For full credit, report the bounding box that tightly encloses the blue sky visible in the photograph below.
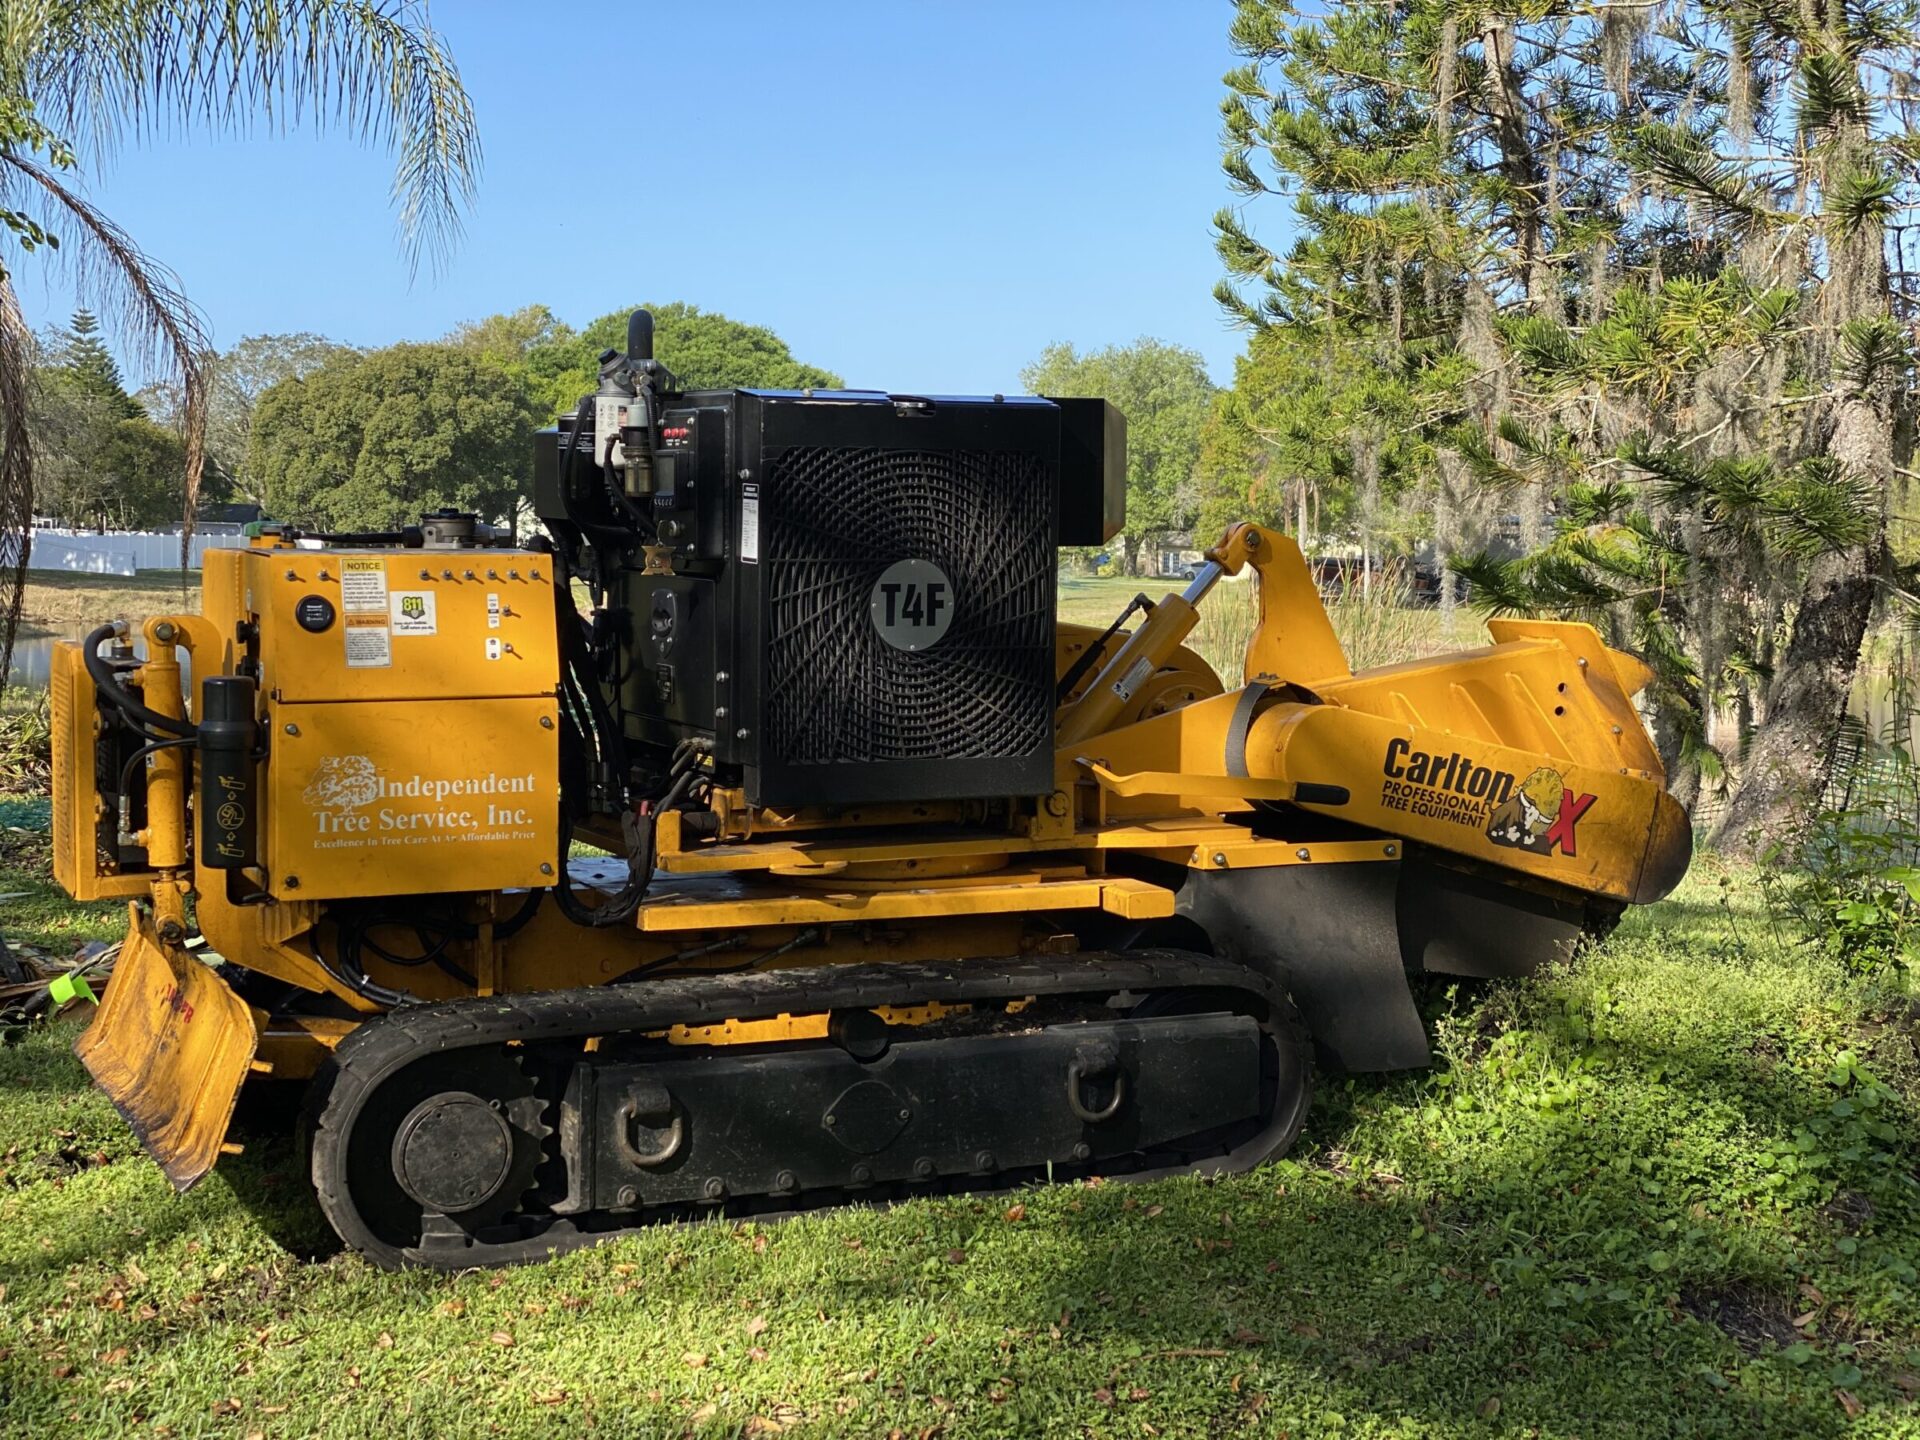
[17,1,1262,396]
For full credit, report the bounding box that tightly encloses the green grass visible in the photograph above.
[15,571,203,639]
[7,845,1920,1434]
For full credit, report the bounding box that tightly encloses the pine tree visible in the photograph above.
[1211,0,1919,855]
[60,309,140,419]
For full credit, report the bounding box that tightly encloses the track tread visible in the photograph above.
[307,950,1309,1269]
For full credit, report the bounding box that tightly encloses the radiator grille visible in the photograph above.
[763,445,1054,769]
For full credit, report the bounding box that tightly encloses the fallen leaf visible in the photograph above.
[1794,1309,1821,1329]
[211,1397,241,1416]
[1233,1329,1266,1346]
[535,1389,567,1405]
[745,1417,785,1434]
[613,1264,636,1277]
[376,1332,394,1350]
[745,1314,768,1337]
[134,1305,158,1322]
[246,1432,265,1440]
[101,1348,129,1365]
[691,1402,717,1422]
[1003,1204,1026,1222]
[1837,1390,1864,1419]
[1093,1388,1114,1406]
[1145,1204,1164,1218]
[490,1331,515,1348]
[1478,1396,1502,1420]
[1893,1373,1920,1394]
[684,1352,709,1368]
[748,1346,768,1362]
[946,1249,966,1264]
[124,1259,147,1287]
[1800,1283,1827,1304]
[1129,1387,1151,1402]
[52,1364,74,1380]
[440,1299,466,1318]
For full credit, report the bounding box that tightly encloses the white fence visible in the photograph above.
[21,526,246,575]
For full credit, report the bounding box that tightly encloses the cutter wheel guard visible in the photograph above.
[49,310,1689,1269]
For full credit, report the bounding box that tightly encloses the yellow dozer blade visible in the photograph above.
[74,906,262,1191]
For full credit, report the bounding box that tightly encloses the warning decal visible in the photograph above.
[341,558,392,667]
[344,617,391,668]
[341,557,388,613]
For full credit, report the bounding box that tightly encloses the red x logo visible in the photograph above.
[1544,789,1597,856]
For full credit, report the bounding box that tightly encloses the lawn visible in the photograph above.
[15,572,203,639]
[3,817,1920,1438]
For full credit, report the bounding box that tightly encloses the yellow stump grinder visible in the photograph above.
[48,311,1690,1268]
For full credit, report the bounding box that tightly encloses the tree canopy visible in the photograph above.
[1209,0,1918,848]
[248,344,538,532]
[1022,339,1215,574]
[519,303,843,421]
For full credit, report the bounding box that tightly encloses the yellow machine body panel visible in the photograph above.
[264,695,560,902]
[217,544,561,703]
[49,642,150,901]
[73,906,261,1192]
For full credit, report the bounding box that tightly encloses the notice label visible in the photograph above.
[740,483,760,564]
[390,591,437,636]
[344,616,392,668]
[486,593,501,629]
[341,557,389,614]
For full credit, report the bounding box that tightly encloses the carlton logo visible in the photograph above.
[1381,739,1596,858]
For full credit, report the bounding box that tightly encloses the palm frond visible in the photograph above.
[0,273,33,688]
[15,0,480,277]
[0,151,208,551]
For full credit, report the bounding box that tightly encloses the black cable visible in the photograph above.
[82,623,196,739]
[640,927,824,983]
[116,735,195,800]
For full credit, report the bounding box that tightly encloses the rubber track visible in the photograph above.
[308,950,1308,1269]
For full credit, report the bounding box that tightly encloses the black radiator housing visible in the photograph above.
[538,389,1117,809]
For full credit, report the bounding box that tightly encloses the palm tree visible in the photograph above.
[0,0,481,686]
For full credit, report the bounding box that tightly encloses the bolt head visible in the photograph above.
[702,1177,726,1200]
[851,1163,873,1185]
[540,715,556,730]
[1384,844,1398,857]
[773,1169,797,1192]
[914,1157,935,1179]
[1296,848,1311,861]
[617,1185,639,1208]
[283,723,300,736]
[284,875,300,890]
[1071,1142,1092,1161]
[539,862,555,876]
[1211,851,1228,866]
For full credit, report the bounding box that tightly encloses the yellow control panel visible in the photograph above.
[202,545,563,901]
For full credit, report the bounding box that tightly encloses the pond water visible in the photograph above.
[9,627,192,689]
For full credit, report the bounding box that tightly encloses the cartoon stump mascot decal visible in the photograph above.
[1486,765,1598,857]
[1487,767,1564,853]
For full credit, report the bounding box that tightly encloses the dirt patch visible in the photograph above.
[1678,1284,1802,1355]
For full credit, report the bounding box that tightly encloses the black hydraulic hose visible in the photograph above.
[117,735,195,800]
[82,623,196,739]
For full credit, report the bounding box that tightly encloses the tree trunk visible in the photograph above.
[1709,545,1874,857]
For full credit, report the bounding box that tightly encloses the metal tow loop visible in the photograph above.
[1066,1040,1127,1123]
[615,1082,686,1168]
